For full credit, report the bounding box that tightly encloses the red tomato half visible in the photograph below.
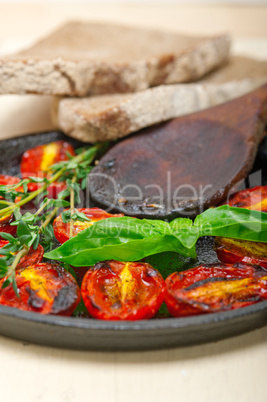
[53,207,124,244]
[20,141,76,198]
[214,237,267,270]
[0,240,44,268]
[223,186,267,212]
[0,174,21,187]
[165,263,267,317]
[81,260,166,320]
[0,174,23,235]
[0,214,16,235]
[0,263,80,315]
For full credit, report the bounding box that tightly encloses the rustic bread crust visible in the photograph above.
[0,21,230,96]
[52,56,267,143]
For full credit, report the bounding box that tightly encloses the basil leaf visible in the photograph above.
[195,205,267,242]
[45,217,197,266]
[44,207,267,267]
[170,217,198,249]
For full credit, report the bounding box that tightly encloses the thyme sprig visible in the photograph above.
[0,143,103,292]
[0,144,101,219]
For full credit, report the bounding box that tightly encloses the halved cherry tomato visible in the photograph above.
[0,263,80,315]
[223,186,267,212]
[0,174,23,235]
[0,240,44,268]
[0,214,16,235]
[165,263,267,317]
[53,207,124,244]
[0,174,21,188]
[215,237,267,270]
[81,260,166,320]
[218,186,267,269]
[20,141,76,198]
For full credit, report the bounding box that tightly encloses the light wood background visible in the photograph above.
[0,4,267,402]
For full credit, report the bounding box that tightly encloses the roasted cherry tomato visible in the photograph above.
[223,186,267,212]
[0,213,16,235]
[218,186,267,269]
[20,141,76,198]
[81,260,166,320]
[0,263,80,315]
[53,207,124,244]
[215,237,267,270]
[0,240,44,268]
[165,263,267,317]
[0,174,21,188]
[0,174,22,234]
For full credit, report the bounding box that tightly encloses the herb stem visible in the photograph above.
[35,200,50,217]
[5,245,29,281]
[0,149,92,218]
[69,174,77,238]
[11,246,29,270]
[0,200,16,207]
[0,167,65,218]
[40,207,59,231]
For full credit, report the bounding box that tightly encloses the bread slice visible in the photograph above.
[0,21,230,96]
[52,56,267,143]
[200,55,267,84]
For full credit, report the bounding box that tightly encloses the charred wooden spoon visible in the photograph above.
[90,83,267,219]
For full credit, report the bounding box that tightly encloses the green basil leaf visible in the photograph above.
[45,217,197,266]
[44,207,267,268]
[195,206,267,242]
[169,217,198,249]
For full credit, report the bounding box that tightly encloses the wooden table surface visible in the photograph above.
[0,4,267,402]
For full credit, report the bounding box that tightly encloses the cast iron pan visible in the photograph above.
[0,131,266,351]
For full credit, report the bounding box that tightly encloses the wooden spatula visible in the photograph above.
[90,83,267,219]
